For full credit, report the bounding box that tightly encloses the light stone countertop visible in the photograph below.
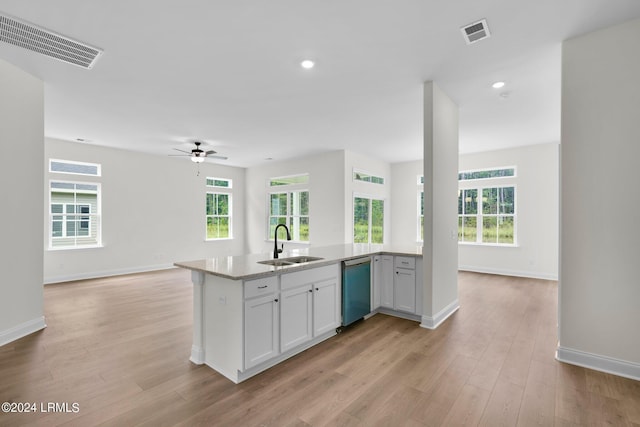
[174,243,423,281]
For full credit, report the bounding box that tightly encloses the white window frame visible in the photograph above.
[267,174,310,243]
[353,193,385,244]
[206,177,232,189]
[205,176,233,241]
[48,180,102,250]
[49,159,101,177]
[458,166,516,181]
[353,168,385,185]
[458,184,517,246]
[206,192,232,240]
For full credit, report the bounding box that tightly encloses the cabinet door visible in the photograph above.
[280,285,313,352]
[379,256,394,308]
[394,268,416,313]
[372,256,381,309]
[244,294,279,369]
[313,277,340,336]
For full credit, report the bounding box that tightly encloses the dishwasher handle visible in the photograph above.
[343,257,371,267]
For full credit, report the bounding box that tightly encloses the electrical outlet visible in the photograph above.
[218,296,226,305]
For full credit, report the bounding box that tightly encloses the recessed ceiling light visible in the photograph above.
[301,60,315,69]
[492,81,505,89]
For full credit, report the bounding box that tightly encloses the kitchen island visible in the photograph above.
[175,244,423,383]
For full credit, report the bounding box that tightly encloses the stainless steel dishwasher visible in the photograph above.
[341,257,371,327]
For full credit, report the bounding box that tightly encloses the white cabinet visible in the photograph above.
[373,255,421,315]
[281,264,341,349]
[243,265,340,377]
[394,256,416,313]
[394,267,416,313]
[244,292,279,369]
[280,284,313,352]
[312,276,340,336]
[374,255,394,309]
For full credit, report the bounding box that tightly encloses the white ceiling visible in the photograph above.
[1,1,640,168]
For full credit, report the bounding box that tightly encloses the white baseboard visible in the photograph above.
[44,263,176,284]
[0,316,46,347]
[420,299,459,330]
[556,346,640,381]
[375,307,422,322]
[190,345,205,365]
[458,265,558,281]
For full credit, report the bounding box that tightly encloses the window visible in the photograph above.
[458,167,515,181]
[206,193,231,239]
[481,187,515,244]
[353,169,384,184]
[268,174,309,242]
[50,159,101,176]
[354,196,384,244]
[49,181,101,248]
[458,167,517,245]
[206,177,232,239]
[206,177,232,188]
[269,175,308,186]
[458,189,478,243]
[458,186,516,245]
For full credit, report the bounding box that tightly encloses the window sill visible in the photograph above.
[205,237,234,242]
[458,242,519,248]
[47,244,104,251]
[266,239,310,245]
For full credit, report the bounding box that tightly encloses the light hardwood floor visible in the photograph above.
[1,269,639,426]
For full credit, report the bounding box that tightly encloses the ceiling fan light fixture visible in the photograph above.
[191,155,205,163]
[301,60,314,69]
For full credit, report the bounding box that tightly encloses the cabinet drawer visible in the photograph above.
[281,264,340,291]
[244,276,278,299]
[394,256,415,270]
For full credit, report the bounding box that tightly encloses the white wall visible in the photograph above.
[390,160,423,245]
[0,59,45,346]
[558,18,640,379]
[458,143,559,280]
[44,138,246,283]
[421,81,459,329]
[245,150,346,254]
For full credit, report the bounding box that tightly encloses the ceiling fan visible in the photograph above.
[170,141,228,163]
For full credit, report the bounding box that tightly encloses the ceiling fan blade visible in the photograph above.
[206,154,228,160]
[168,154,190,157]
[173,148,192,154]
[205,150,216,155]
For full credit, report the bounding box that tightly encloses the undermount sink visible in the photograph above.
[258,256,324,266]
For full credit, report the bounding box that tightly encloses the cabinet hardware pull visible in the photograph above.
[274,298,279,303]
[258,285,267,289]
[316,288,319,291]
[309,289,313,293]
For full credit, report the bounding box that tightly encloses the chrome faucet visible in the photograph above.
[273,224,292,259]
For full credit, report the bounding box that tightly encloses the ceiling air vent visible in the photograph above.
[0,13,102,69]
[461,19,491,45]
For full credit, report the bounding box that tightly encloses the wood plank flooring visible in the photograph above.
[1,269,639,426]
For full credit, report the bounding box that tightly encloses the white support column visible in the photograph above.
[190,270,205,364]
[420,81,460,330]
